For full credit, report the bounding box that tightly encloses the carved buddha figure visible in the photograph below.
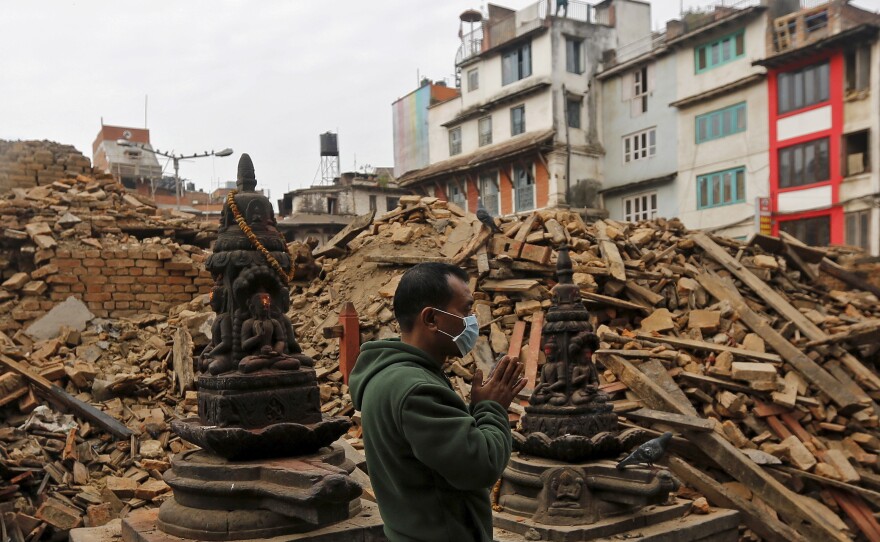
[239,293,301,373]
[532,336,568,406]
[200,286,234,375]
[549,469,584,510]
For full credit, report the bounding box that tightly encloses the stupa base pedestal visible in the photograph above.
[493,502,739,542]
[122,501,386,542]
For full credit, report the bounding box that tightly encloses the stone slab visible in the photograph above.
[494,506,739,542]
[121,502,386,542]
[25,295,94,341]
[70,518,123,542]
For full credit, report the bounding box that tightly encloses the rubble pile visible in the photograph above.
[0,311,201,539]
[281,196,880,541]
[0,173,216,330]
[1,190,880,540]
[0,140,93,192]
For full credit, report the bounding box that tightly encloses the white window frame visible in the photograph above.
[623,128,656,163]
[512,163,536,212]
[565,37,585,74]
[479,171,500,217]
[478,116,493,147]
[467,68,479,92]
[622,192,658,222]
[448,127,462,156]
[633,66,648,115]
[510,105,526,136]
[447,180,468,212]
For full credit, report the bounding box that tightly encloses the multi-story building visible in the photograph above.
[395,0,652,216]
[276,170,408,244]
[670,3,773,239]
[92,124,162,190]
[597,27,677,224]
[756,0,879,252]
[392,81,461,179]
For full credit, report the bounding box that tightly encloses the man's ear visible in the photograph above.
[420,306,438,331]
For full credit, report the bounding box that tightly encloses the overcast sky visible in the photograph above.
[1,0,878,204]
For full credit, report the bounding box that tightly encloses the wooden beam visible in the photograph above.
[581,291,651,314]
[0,354,133,440]
[692,233,825,339]
[479,279,539,293]
[313,210,376,258]
[597,352,850,542]
[621,408,716,432]
[820,257,880,298]
[338,302,360,386]
[365,255,452,265]
[506,321,527,360]
[513,212,539,243]
[667,457,807,542]
[695,272,867,415]
[452,227,492,266]
[805,320,880,347]
[595,221,627,282]
[694,232,880,393]
[627,332,783,363]
[523,312,544,396]
[677,371,763,396]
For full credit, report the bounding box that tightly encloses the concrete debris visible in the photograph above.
[24,296,95,341]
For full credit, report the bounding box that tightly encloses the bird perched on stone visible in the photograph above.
[476,198,501,233]
[616,432,672,470]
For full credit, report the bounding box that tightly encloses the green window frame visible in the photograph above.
[697,167,746,209]
[696,102,747,143]
[695,30,745,73]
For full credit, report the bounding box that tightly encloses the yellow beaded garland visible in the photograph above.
[227,190,295,283]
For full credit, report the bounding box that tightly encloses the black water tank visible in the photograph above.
[320,132,338,157]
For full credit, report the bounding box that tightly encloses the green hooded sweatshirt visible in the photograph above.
[349,339,511,542]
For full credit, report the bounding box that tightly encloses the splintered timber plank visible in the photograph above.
[631,332,782,363]
[506,321,527,361]
[595,222,627,282]
[668,457,806,542]
[693,232,880,392]
[621,408,715,433]
[523,312,543,395]
[597,352,849,542]
[695,272,866,415]
[692,233,826,339]
[0,354,133,440]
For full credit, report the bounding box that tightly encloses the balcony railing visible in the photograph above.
[456,0,603,66]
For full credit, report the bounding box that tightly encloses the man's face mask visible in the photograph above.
[432,308,479,357]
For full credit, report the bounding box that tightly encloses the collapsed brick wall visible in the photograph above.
[3,238,213,327]
[49,243,214,319]
[0,139,93,192]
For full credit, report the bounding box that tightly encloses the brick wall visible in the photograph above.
[0,140,93,193]
[46,244,213,319]
[3,239,213,329]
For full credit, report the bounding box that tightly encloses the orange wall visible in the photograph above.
[499,166,513,215]
[466,174,479,212]
[535,158,549,209]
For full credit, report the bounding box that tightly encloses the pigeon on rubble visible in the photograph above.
[616,431,673,470]
[476,198,501,233]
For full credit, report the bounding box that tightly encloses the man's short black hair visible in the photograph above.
[394,262,469,332]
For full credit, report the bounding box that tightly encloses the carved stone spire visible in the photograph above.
[237,153,257,192]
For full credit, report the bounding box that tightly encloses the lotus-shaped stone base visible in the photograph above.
[512,427,648,462]
[172,416,351,461]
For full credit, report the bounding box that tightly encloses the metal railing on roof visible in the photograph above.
[455,0,603,65]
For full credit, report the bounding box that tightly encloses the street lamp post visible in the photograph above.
[117,140,233,211]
